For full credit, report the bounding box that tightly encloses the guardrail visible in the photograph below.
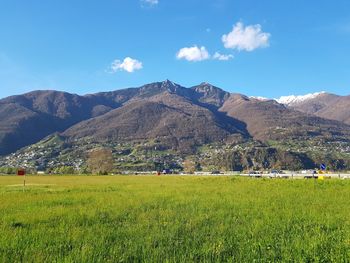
[238,173,350,179]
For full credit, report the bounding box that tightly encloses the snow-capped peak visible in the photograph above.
[249,96,269,101]
[275,91,326,106]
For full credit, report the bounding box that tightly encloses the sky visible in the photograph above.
[1,0,350,99]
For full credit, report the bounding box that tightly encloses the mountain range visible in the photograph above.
[1,80,350,171]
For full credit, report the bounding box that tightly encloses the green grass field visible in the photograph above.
[0,176,349,262]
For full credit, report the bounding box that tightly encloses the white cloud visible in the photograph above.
[176,45,210,62]
[222,22,271,51]
[213,52,234,61]
[142,0,158,6]
[110,57,143,73]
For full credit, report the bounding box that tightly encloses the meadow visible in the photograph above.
[0,175,349,262]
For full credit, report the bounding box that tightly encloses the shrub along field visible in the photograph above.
[0,175,349,262]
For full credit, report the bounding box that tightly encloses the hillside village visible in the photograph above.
[2,132,350,174]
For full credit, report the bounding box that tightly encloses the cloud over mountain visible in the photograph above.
[222,22,271,51]
[141,0,158,6]
[176,46,210,62]
[110,57,143,73]
[213,52,234,61]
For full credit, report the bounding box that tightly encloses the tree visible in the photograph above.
[87,148,114,175]
[52,166,75,174]
[0,167,16,174]
[154,162,164,173]
[183,158,196,174]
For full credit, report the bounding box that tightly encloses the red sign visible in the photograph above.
[17,169,26,176]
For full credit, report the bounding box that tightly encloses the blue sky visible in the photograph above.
[1,0,350,99]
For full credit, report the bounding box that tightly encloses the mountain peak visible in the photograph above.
[161,79,178,87]
[190,82,230,107]
[159,79,184,92]
[199,82,212,86]
[193,82,225,93]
